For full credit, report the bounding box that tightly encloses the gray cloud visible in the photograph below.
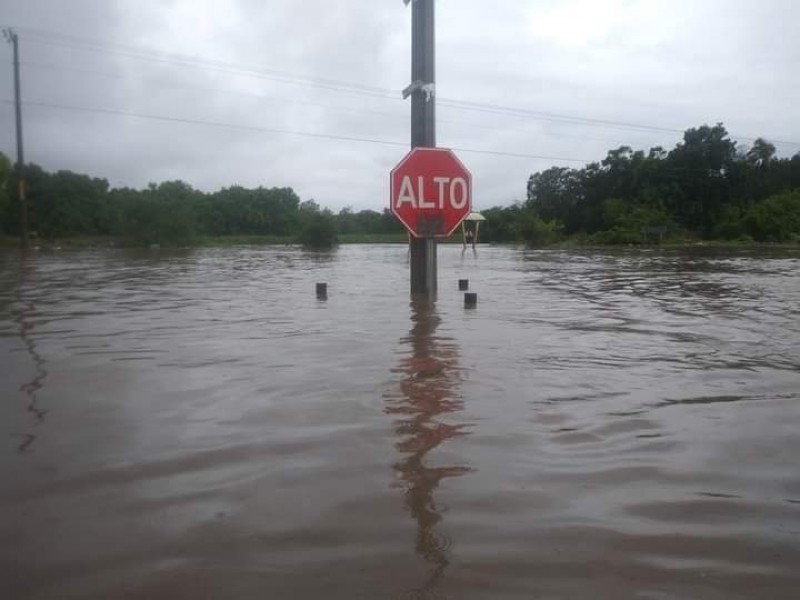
[2,0,799,212]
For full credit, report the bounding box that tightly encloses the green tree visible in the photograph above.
[667,123,737,235]
[33,169,110,237]
[746,138,777,166]
[479,204,527,242]
[526,166,583,232]
[109,181,200,245]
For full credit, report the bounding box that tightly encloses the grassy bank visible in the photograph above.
[194,235,294,246]
[197,233,409,245]
[338,233,408,244]
[0,232,411,248]
[2,233,796,250]
[546,234,800,250]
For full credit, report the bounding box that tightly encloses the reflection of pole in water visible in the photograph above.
[14,257,47,452]
[385,299,471,595]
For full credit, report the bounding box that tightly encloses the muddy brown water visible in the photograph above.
[1,244,799,599]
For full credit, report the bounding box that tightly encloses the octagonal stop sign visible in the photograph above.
[390,147,472,238]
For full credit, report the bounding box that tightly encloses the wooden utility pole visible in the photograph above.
[405,0,437,297]
[3,28,27,249]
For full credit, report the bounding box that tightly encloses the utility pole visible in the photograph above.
[404,0,437,297]
[4,28,27,249]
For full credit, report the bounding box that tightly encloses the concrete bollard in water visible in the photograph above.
[316,282,328,299]
[458,279,469,291]
[464,292,477,309]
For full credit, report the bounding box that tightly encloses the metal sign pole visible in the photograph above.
[406,0,436,298]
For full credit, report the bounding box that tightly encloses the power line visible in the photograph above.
[1,98,593,163]
[20,29,670,132]
[17,59,410,121]
[12,59,670,147]
[19,29,400,100]
[0,99,785,177]
[439,98,683,135]
[13,26,797,146]
[437,99,800,148]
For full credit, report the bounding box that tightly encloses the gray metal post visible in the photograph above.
[4,29,27,248]
[407,0,436,297]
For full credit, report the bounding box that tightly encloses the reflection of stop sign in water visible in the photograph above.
[390,147,472,237]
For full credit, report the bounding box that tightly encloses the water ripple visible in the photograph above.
[1,245,799,599]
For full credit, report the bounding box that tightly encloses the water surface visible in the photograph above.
[2,244,799,599]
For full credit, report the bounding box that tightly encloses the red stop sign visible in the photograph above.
[390,147,472,238]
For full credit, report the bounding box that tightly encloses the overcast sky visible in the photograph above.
[1,0,799,211]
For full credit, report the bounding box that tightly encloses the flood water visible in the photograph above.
[1,244,799,599]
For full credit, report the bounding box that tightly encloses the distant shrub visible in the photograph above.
[744,189,800,242]
[589,227,640,245]
[297,213,338,249]
[714,206,747,240]
[520,215,563,247]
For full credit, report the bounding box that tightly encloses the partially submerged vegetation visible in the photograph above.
[1,123,798,249]
[481,124,800,247]
[0,152,404,248]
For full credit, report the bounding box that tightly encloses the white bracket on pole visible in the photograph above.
[402,80,435,102]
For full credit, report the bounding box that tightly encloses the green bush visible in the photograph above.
[297,213,338,249]
[744,189,800,242]
[589,227,641,245]
[714,205,746,240]
[520,215,563,247]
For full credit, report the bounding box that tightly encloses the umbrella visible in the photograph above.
[461,211,486,246]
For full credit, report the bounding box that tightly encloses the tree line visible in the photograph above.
[0,155,401,247]
[480,123,800,245]
[1,122,799,247]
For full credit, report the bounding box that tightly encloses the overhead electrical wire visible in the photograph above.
[2,99,766,177]
[17,59,410,121]
[12,26,797,148]
[18,28,400,100]
[0,98,594,163]
[15,30,685,133]
[3,25,798,175]
[12,59,670,147]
